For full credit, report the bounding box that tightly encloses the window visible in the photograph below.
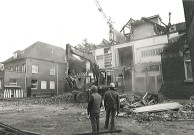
[22,64,26,72]
[16,65,19,71]
[50,81,55,89]
[9,79,17,86]
[184,50,193,80]
[13,53,17,58]
[32,64,38,73]
[104,47,111,54]
[31,80,38,89]
[41,81,47,89]
[96,55,104,69]
[50,67,55,75]
[141,48,163,57]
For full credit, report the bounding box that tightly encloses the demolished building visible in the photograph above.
[93,15,184,95]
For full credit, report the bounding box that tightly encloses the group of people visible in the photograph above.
[87,83,120,133]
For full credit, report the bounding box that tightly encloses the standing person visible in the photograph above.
[87,85,102,133]
[104,83,120,130]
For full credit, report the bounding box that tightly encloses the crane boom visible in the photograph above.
[93,0,112,27]
[93,0,114,43]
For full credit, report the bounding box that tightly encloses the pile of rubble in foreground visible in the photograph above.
[119,93,194,122]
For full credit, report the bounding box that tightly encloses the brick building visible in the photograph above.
[2,41,67,97]
[161,34,194,98]
[183,0,194,82]
[0,69,3,97]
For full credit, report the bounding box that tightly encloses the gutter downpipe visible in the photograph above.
[25,58,28,97]
[57,63,59,96]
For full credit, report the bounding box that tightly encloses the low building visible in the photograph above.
[2,41,67,97]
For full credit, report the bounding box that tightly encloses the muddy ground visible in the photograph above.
[0,98,194,135]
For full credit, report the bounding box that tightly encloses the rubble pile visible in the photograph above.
[119,93,194,122]
[133,107,194,122]
[120,92,158,109]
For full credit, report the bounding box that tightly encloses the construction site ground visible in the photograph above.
[0,98,194,135]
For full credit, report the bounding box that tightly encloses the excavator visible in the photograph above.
[66,44,112,102]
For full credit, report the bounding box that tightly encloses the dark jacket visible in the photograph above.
[87,93,102,114]
[104,89,120,112]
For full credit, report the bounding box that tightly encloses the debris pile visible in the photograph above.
[120,92,158,109]
[119,93,194,122]
[133,104,194,122]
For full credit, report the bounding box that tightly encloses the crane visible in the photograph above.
[93,0,114,43]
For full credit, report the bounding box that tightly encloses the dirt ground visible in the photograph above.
[0,98,194,135]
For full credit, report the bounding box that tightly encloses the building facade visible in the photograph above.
[93,15,184,95]
[161,34,194,99]
[2,41,67,97]
[0,69,3,97]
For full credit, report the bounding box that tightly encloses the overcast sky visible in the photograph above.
[0,0,185,62]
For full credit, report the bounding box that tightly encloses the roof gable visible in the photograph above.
[3,41,66,63]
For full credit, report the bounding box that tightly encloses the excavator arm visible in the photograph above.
[66,44,100,85]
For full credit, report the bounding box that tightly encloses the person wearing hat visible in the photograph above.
[104,83,120,130]
[87,85,102,133]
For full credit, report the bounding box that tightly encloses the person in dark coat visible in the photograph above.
[104,83,120,130]
[87,85,102,133]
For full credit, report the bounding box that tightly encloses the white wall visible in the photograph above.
[133,35,168,64]
[95,48,104,56]
[94,48,104,68]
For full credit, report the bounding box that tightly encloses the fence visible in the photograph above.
[3,86,24,98]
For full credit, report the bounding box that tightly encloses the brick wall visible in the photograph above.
[26,58,66,96]
[161,56,194,99]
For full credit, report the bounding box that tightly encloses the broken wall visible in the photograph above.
[133,23,156,40]
[134,63,162,94]
[114,45,133,93]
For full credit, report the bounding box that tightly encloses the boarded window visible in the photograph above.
[32,64,38,73]
[41,81,47,89]
[184,50,193,80]
[50,67,55,75]
[31,80,38,89]
[104,53,112,68]
[50,81,55,89]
